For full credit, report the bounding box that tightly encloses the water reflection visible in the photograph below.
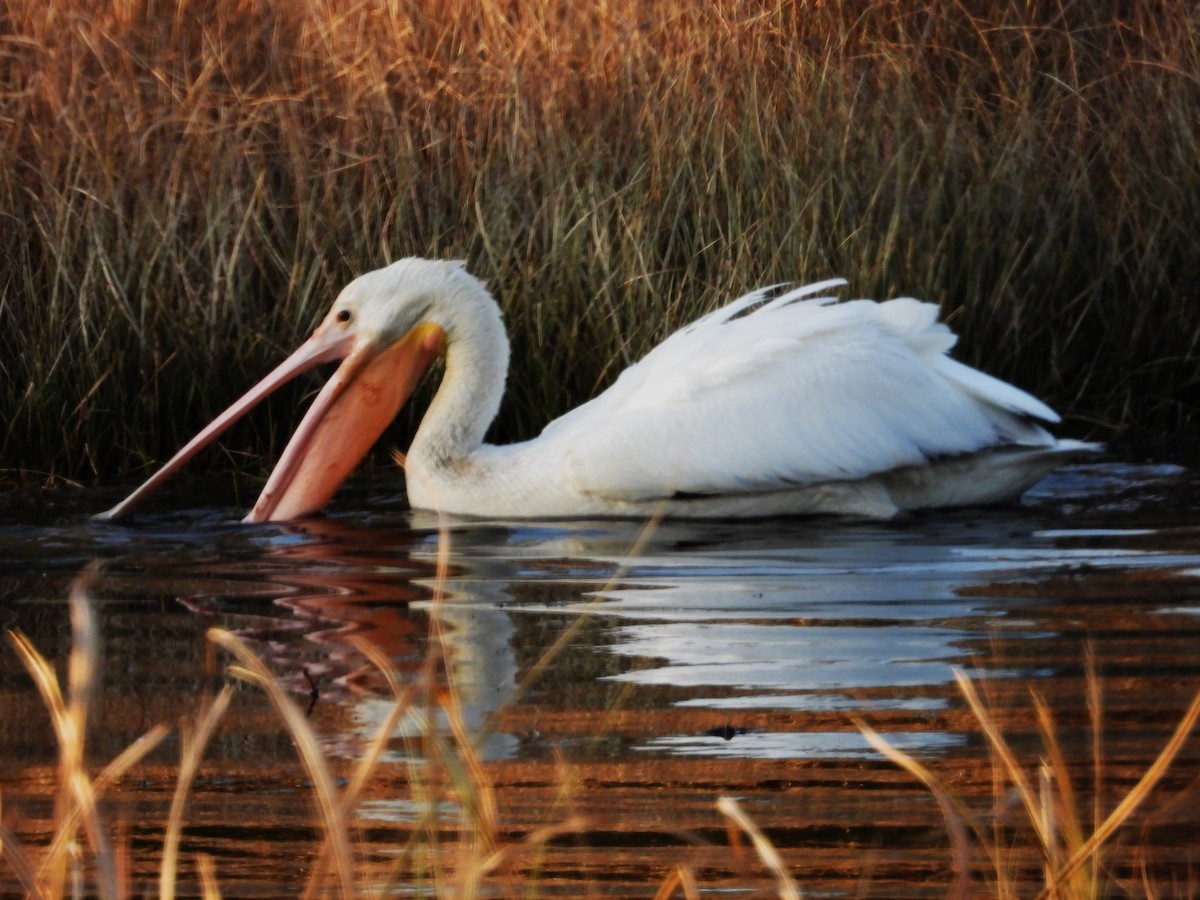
[642,728,966,759]
[4,463,1200,894]
[85,464,1196,764]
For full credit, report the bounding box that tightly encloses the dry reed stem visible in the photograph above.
[716,796,801,900]
[866,664,1200,900]
[856,721,973,899]
[341,636,420,812]
[1087,651,1103,891]
[364,511,620,896]
[505,507,665,711]
[26,723,171,900]
[6,569,170,900]
[652,865,700,900]
[358,515,506,895]
[422,518,505,893]
[1032,689,1094,899]
[474,816,589,883]
[1040,762,1059,896]
[300,636,419,893]
[159,684,234,900]
[1034,692,1084,853]
[440,675,501,896]
[1041,686,1200,897]
[417,516,458,891]
[6,630,75,897]
[208,628,357,900]
[953,667,1052,850]
[0,821,47,900]
[197,853,221,900]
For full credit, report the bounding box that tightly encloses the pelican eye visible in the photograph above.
[335,308,352,324]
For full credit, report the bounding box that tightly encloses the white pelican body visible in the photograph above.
[99,258,1098,523]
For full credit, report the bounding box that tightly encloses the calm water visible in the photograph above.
[3,461,1200,896]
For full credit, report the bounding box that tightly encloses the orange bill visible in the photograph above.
[246,323,444,522]
[96,320,444,522]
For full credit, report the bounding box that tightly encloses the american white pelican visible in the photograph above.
[98,258,1098,522]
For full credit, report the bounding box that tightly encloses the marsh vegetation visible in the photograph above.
[2,1,1197,482]
[6,542,1200,898]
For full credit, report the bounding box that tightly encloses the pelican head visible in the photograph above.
[330,258,474,345]
[96,258,493,523]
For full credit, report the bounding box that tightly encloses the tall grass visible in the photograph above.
[860,661,1200,899]
[1,0,1197,481]
[2,564,811,898]
[7,570,1200,896]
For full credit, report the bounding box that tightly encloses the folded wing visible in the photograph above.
[543,282,1058,502]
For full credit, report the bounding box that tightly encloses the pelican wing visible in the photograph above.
[543,281,1057,502]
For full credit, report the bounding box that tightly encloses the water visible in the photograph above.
[3,462,1200,896]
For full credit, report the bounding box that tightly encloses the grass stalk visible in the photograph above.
[0,821,47,900]
[6,566,1198,896]
[865,663,1200,899]
[300,637,419,896]
[207,629,358,900]
[858,720,974,898]
[717,795,802,900]
[652,866,700,900]
[159,685,234,900]
[5,570,170,899]
[954,667,1053,850]
[196,853,221,900]
[4,1,1199,485]
[1043,686,1200,896]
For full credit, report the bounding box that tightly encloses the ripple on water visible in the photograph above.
[2,462,1200,895]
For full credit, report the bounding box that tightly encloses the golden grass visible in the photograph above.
[158,683,231,900]
[2,567,585,898]
[1,0,1198,482]
[1,588,798,899]
[4,567,169,899]
[716,796,802,900]
[3,567,1198,897]
[859,658,1200,899]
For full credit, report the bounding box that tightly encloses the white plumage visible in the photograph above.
[98,258,1098,523]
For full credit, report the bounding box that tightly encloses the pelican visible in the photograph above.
[97,258,1098,522]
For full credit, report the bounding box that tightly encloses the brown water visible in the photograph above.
[2,462,1200,897]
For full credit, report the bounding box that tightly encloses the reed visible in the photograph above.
[0,523,817,899]
[3,568,169,899]
[5,570,1199,896]
[0,0,1196,482]
[2,570,589,898]
[859,659,1200,899]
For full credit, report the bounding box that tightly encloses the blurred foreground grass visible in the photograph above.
[4,568,1198,897]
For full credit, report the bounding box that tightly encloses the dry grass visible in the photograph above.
[5,559,1200,898]
[0,569,585,898]
[2,545,813,898]
[0,484,815,900]
[859,656,1200,899]
[1,0,1197,482]
[2,568,170,899]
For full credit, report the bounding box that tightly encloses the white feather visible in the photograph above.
[298,260,1101,518]
[544,284,1060,502]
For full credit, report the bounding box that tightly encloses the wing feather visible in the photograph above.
[542,282,1057,502]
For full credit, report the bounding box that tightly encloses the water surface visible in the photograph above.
[2,463,1199,896]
